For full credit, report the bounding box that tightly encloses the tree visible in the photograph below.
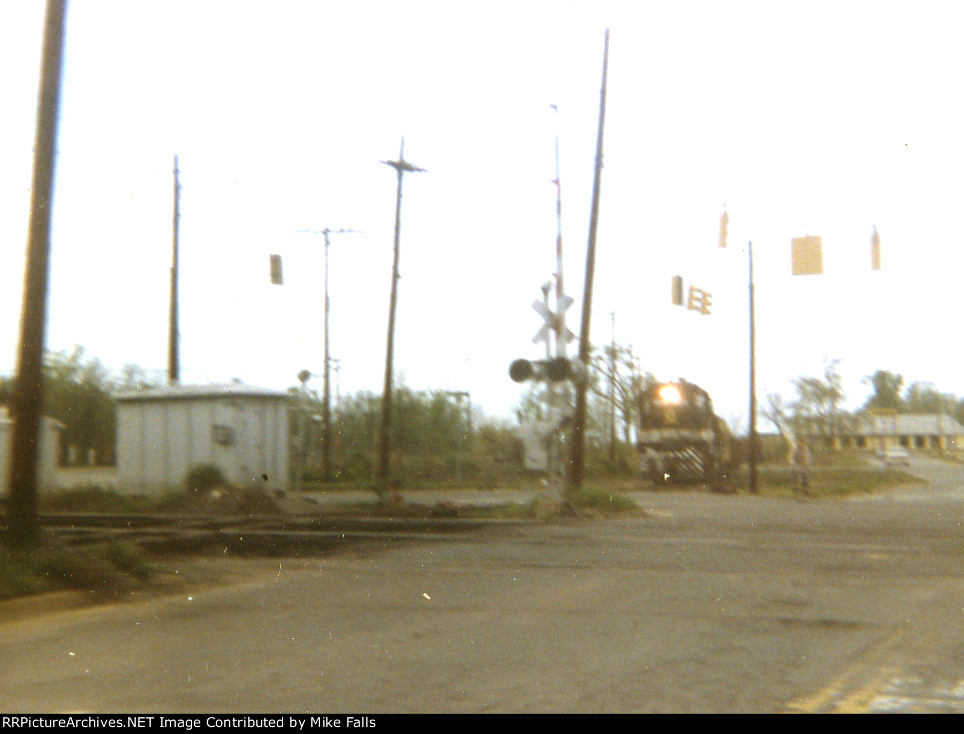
[903,381,956,415]
[1,346,118,465]
[862,370,904,412]
[791,358,845,450]
[589,342,656,450]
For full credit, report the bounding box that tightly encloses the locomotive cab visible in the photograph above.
[637,379,731,486]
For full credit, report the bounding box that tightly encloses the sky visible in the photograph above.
[3,0,964,428]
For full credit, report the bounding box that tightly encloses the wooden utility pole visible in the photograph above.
[568,29,610,494]
[609,311,617,463]
[168,156,180,385]
[377,138,424,498]
[6,0,69,547]
[748,241,759,494]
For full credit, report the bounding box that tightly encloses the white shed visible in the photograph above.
[0,408,63,495]
[115,383,290,494]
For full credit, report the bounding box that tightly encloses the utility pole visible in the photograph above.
[168,155,180,385]
[569,29,610,494]
[296,228,359,483]
[609,311,617,464]
[748,241,759,494]
[377,138,425,499]
[6,0,69,548]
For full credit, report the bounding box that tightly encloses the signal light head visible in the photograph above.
[509,357,584,383]
[509,359,535,383]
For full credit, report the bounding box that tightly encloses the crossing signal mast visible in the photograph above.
[508,281,583,494]
[507,104,583,504]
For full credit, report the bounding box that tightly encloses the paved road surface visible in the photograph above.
[3,455,963,713]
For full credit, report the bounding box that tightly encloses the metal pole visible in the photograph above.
[295,227,358,482]
[568,29,609,496]
[168,155,180,385]
[377,138,425,498]
[322,230,331,483]
[7,0,69,547]
[748,241,759,494]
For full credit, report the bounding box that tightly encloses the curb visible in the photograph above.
[0,589,93,624]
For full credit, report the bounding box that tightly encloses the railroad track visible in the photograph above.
[0,513,521,554]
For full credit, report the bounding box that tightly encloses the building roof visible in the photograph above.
[115,383,290,403]
[0,406,66,428]
[853,413,964,436]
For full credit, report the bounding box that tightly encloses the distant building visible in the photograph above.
[0,408,63,495]
[834,413,964,453]
[115,383,290,494]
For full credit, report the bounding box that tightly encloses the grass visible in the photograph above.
[0,456,924,602]
[0,538,158,601]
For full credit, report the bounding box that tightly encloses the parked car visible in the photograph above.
[880,447,911,466]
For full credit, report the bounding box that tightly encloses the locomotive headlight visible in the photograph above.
[658,384,682,405]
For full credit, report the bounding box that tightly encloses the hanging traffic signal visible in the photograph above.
[686,285,712,315]
[791,236,823,275]
[672,275,684,305]
[718,210,729,248]
[871,226,881,270]
[269,254,284,285]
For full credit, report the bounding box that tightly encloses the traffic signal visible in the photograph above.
[269,254,284,285]
[871,226,881,270]
[686,285,712,315]
[671,275,684,305]
[791,236,823,275]
[509,357,583,383]
[718,211,729,248]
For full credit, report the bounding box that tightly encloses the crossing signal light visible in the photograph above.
[509,357,583,383]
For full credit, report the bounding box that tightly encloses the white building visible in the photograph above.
[115,383,290,494]
[0,408,63,495]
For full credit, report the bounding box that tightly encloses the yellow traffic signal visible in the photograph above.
[791,236,823,275]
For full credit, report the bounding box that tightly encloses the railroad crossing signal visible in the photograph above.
[509,357,583,383]
[531,294,576,347]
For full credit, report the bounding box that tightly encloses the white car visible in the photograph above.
[880,447,911,466]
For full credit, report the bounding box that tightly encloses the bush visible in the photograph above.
[0,539,156,600]
[184,464,228,494]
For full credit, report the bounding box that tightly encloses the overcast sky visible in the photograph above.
[3,0,964,426]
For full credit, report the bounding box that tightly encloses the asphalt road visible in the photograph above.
[3,457,964,713]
